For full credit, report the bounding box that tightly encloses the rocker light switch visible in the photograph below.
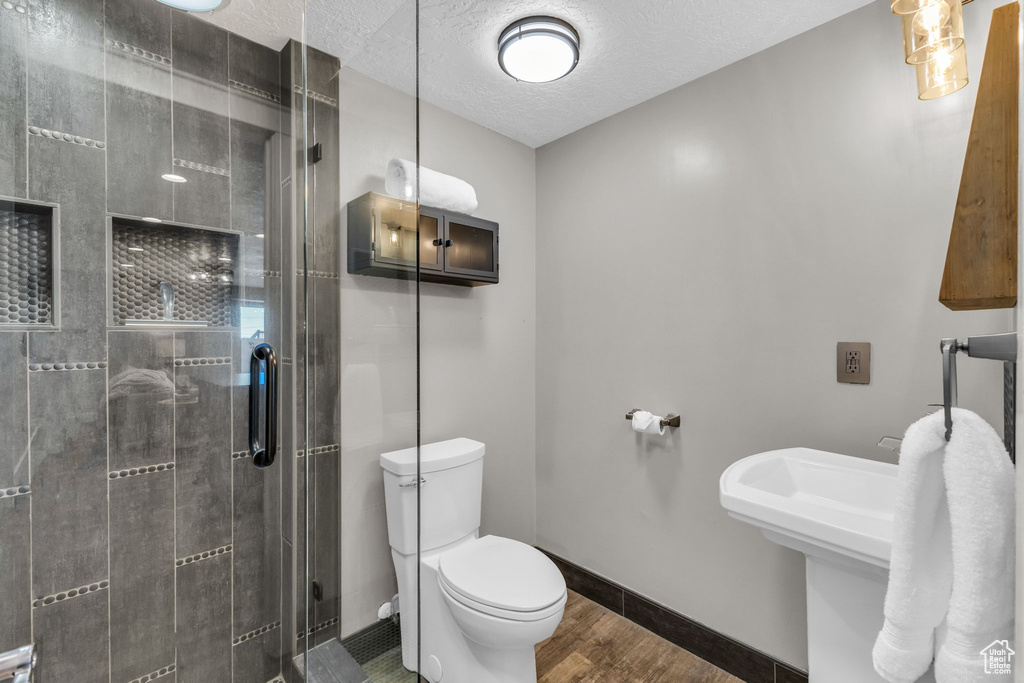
[837,342,870,384]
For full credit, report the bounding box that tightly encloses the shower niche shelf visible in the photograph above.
[0,198,59,329]
[109,216,240,328]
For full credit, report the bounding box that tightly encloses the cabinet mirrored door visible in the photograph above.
[374,197,443,272]
[444,216,498,281]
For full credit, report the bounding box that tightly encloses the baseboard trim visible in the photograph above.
[537,548,808,683]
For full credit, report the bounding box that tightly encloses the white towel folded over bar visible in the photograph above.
[873,408,1015,683]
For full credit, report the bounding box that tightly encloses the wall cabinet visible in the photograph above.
[347,192,498,286]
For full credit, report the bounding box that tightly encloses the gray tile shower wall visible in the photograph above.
[0,4,27,199]
[0,1,322,681]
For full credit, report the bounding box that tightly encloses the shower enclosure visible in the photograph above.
[0,0,423,681]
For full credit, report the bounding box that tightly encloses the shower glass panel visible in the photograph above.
[0,0,311,681]
[298,0,422,679]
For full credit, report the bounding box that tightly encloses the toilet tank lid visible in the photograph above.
[380,437,485,476]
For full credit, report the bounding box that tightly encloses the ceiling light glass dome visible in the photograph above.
[498,16,580,83]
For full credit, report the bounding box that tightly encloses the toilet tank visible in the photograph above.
[381,438,485,555]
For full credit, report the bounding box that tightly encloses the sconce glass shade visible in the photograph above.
[891,0,942,14]
[915,43,969,99]
[901,0,964,65]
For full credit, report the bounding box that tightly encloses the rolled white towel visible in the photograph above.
[384,158,478,215]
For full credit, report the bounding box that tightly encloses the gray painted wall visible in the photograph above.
[535,0,1012,669]
[338,68,538,637]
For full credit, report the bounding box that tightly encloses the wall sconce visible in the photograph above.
[892,0,969,99]
[387,224,402,248]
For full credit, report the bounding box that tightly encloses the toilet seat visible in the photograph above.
[438,535,567,622]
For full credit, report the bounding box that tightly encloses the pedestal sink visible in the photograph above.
[720,448,933,683]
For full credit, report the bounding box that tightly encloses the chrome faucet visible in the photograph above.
[159,281,175,321]
[877,436,902,456]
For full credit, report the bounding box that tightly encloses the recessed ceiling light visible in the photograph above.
[255,234,265,239]
[498,16,580,83]
[128,247,145,252]
[161,173,187,183]
[218,257,232,262]
[153,0,222,11]
[142,216,162,223]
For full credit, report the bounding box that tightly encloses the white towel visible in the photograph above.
[384,158,478,215]
[935,409,1015,681]
[873,408,1015,683]
[873,410,951,683]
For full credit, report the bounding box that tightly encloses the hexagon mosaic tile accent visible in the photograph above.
[0,206,54,326]
[111,220,240,327]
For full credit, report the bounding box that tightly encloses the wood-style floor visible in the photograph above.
[536,591,742,683]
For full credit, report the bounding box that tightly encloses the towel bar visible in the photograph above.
[940,332,1016,462]
[625,409,680,428]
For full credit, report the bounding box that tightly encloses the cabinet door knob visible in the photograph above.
[432,239,443,246]
[445,239,453,247]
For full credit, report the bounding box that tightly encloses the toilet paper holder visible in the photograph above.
[625,409,680,428]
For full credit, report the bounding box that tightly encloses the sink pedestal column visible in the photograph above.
[804,554,935,683]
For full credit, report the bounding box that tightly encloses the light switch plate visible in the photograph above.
[837,342,870,384]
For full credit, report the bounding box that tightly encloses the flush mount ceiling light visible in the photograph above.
[498,16,580,83]
[161,173,187,183]
[153,0,222,11]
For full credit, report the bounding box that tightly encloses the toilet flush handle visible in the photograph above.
[399,477,427,488]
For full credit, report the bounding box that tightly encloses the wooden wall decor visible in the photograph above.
[939,1,1019,311]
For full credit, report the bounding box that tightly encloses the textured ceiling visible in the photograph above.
[202,0,876,148]
[198,0,303,50]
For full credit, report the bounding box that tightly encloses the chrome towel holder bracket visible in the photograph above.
[940,331,1016,462]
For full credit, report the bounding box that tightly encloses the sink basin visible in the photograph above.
[721,448,916,683]
[720,447,896,569]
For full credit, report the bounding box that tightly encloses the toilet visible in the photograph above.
[381,438,567,683]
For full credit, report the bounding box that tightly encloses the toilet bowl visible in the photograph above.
[440,535,567,649]
[382,438,566,683]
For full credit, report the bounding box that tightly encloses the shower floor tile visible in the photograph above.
[362,647,416,683]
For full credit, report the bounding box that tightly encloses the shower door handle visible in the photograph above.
[0,644,34,683]
[249,343,278,468]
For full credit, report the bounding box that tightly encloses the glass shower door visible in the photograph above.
[0,1,307,681]
[295,0,423,680]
